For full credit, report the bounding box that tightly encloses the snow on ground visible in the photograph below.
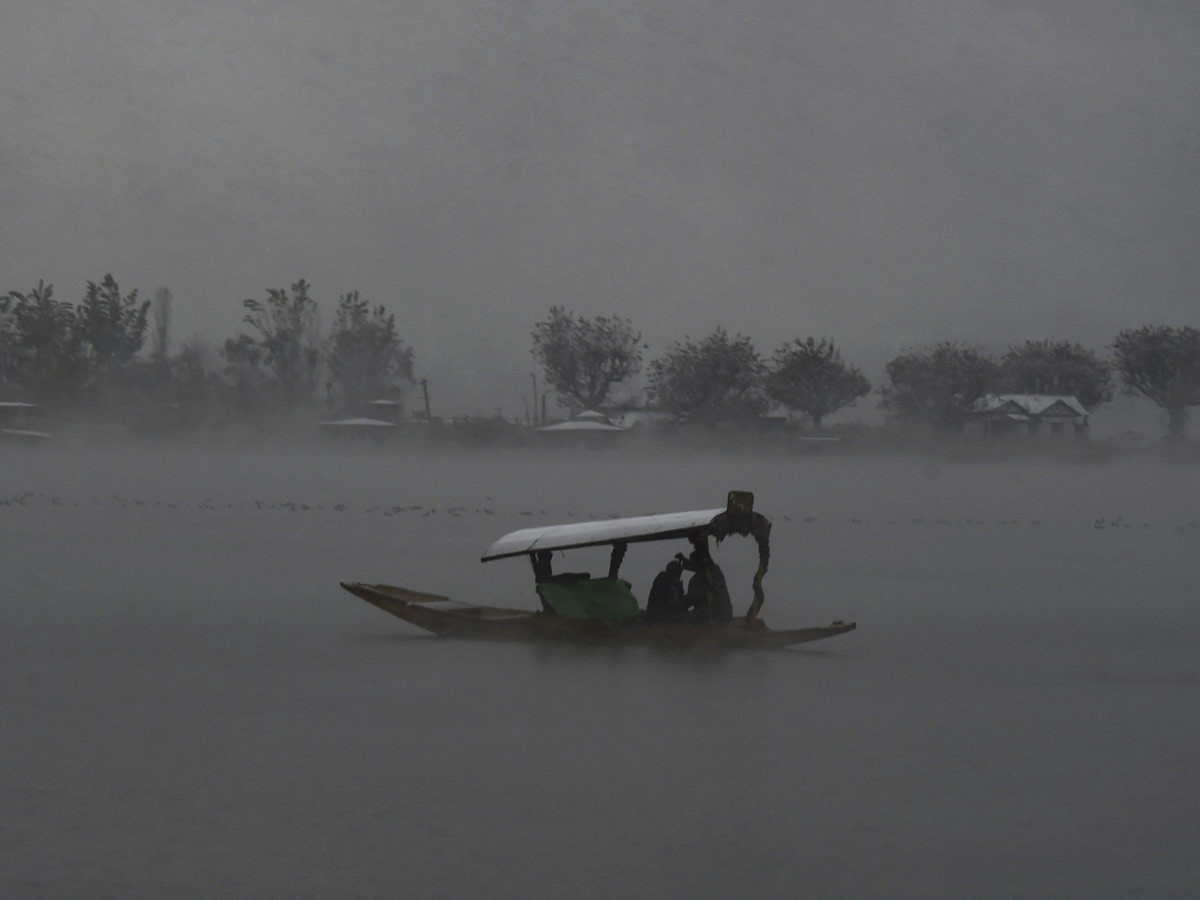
[2,441,1198,898]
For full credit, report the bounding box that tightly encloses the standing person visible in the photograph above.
[646,559,686,621]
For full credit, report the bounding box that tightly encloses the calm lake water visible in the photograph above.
[4,442,1198,898]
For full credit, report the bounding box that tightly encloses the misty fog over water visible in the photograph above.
[6,0,1199,892]
[3,441,1198,898]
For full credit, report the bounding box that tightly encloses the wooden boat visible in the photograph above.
[341,491,856,649]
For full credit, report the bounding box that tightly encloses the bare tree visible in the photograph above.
[1112,325,1200,440]
[2,281,82,396]
[880,342,997,429]
[649,328,768,425]
[171,339,212,407]
[325,292,414,412]
[151,287,172,361]
[1000,339,1112,410]
[221,334,269,412]
[242,279,321,408]
[766,337,870,430]
[530,307,643,411]
[76,275,150,378]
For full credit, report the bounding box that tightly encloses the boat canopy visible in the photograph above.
[481,508,727,561]
[482,492,774,623]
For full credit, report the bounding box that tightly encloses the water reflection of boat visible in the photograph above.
[341,491,856,648]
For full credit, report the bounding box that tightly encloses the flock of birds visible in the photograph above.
[4,490,1200,534]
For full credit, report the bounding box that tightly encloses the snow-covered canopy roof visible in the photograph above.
[482,508,727,561]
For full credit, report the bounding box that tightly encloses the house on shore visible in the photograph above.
[592,405,673,430]
[0,401,52,442]
[966,394,1090,439]
[536,409,626,444]
[317,417,398,441]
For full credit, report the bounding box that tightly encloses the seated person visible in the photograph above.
[680,545,733,624]
[646,559,686,621]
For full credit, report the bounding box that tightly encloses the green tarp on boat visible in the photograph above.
[535,577,641,622]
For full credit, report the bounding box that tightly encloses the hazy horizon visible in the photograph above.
[4,0,1199,414]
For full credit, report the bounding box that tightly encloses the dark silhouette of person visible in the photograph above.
[679,540,733,623]
[646,559,686,621]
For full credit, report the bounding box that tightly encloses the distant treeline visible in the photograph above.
[0,278,410,426]
[3,279,1199,439]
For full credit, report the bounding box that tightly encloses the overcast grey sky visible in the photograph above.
[3,0,1198,414]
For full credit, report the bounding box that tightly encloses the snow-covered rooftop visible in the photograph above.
[970,394,1089,417]
[318,418,398,428]
[536,420,625,433]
